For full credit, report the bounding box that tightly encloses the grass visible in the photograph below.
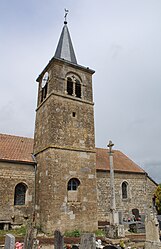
[94,229,106,237]
[64,229,105,238]
[0,227,105,239]
[0,226,26,237]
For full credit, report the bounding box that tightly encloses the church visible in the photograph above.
[0,19,157,233]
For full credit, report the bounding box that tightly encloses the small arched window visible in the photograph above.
[67,77,73,96]
[14,183,27,205]
[122,181,128,199]
[67,178,80,191]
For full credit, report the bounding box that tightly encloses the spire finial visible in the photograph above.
[64,9,69,24]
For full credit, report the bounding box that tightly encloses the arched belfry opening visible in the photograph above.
[67,77,73,96]
[66,74,82,98]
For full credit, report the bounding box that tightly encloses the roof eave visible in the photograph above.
[0,158,35,166]
[96,168,146,174]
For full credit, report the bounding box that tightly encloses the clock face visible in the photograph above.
[41,72,49,88]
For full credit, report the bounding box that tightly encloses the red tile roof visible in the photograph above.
[0,134,34,164]
[0,134,145,173]
[96,148,145,173]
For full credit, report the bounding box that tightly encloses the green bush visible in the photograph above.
[94,229,106,237]
[64,229,81,237]
[154,184,161,214]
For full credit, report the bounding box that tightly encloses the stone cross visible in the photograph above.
[4,234,15,249]
[107,140,117,224]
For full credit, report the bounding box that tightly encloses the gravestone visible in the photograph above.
[24,225,37,249]
[145,209,161,249]
[4,234,15,249]
[105,225,118,238]
[105,224,124,238]
[145,209,160,242]
[54,230,64,249]
[79,233,96,249]
[132,208,140,221]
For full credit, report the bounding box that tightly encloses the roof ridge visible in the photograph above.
[0,133,34,140]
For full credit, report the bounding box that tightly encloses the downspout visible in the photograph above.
[31,154,37,225]
[144,172,148,214]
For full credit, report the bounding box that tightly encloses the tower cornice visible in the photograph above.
[36,57,95,83]
[34,144,96,156]
[35,90,94,112]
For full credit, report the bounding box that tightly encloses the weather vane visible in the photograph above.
[64,9,69,24]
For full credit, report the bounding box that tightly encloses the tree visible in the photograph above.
[154,184,161,214]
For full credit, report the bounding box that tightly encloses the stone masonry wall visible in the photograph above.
[96,170,156,222]
[0,161,35,227]
[34,94,95,153]
[35,148,98,233]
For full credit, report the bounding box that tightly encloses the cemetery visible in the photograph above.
[0,205,161,249]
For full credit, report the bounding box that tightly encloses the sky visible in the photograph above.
[0,0,161,183]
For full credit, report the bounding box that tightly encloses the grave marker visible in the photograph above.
[54,230,64,249]
[79,233,96,249]
[145,208,161,249]
[4,234,15,249]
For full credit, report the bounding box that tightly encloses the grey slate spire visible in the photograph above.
[54,21,77,64]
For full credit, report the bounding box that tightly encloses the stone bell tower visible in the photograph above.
[34,17,98,233]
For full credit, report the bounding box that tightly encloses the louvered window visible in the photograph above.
[75,80,81,98]
[67,77,73,96]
